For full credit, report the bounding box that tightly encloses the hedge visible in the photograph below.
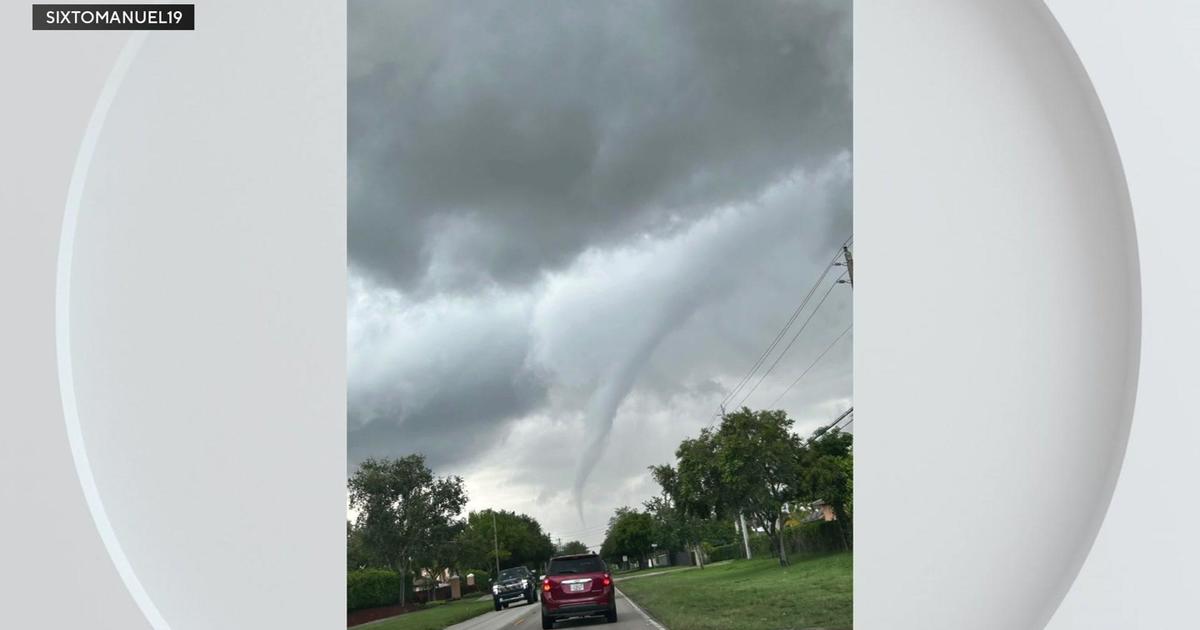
[347,568,403,611]
[702,522,849,564]
[785,520,851,554]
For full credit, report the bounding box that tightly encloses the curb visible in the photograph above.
[615,587,668,630]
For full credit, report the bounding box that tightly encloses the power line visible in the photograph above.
[730,271,848,412]
[766,323,853,409]
[707,235,852,424]
[827,406,854,432]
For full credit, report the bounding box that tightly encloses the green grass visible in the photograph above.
[616,553,852,630]
[355,598,493,630]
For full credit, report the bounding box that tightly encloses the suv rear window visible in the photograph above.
[547,556,605,575]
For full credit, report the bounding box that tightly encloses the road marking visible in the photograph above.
[616,588,668,630]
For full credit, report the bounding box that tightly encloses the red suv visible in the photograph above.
[540,553,617,628]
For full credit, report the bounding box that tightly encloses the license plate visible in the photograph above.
[568,583,586,592]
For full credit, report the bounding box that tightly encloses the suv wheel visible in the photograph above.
[605,603,617,623]
[541,610,554,629]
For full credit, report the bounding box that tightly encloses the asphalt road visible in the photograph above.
[444,590,664,630]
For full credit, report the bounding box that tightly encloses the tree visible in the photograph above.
[347,520,371,571]
[672,429,730,522]
[799,425,854,549]
[646,465,707,568]
[557,540,590,555]
[713,408,806,566]
[347,456,467,606]
[414,518,466,601]
[840,455,853,519]
[602,507,657,569]
[456,509,555,576]
[668,408,805,566]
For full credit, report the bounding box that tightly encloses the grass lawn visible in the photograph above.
[355,598,493,630]
[616,553,852,630]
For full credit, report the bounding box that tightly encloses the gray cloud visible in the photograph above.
[349,0,850,293]
[348,0,852,530]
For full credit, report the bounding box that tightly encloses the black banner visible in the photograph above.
[32,4,194,30]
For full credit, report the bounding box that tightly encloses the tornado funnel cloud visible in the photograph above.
[567,160,851,517]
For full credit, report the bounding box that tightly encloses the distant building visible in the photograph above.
[807,500,837,522]
[784,500,837,524]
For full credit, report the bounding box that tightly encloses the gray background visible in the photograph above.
[0,1,1195,629]
[0,1,344,629]
[856,2,1138,629]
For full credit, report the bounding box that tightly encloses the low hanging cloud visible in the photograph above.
[348,0,852,531]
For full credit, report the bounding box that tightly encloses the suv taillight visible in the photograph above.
[602,574,612,587]
[542,579,551,592]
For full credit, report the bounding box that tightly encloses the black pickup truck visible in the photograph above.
[492,566,538,610]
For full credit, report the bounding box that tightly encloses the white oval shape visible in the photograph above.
[59,6,345,630]
[855,1,1139,629]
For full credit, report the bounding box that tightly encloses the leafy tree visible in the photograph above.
[414,518,466,600]
[347,456,467,605]
[799,425,854,549]
[668,408,805,566]
[602,507,657,569]
[655,409,855,566]
[672,429,730,522]
[646,465,709,568]
[713,408,806,566]
[557,540,590,555]
[456,509,554,576]
[347,520,371,571]
[840,455,853,519]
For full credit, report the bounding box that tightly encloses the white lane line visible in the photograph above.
[615,588,668,630]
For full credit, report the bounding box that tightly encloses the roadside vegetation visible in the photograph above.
[598,408,853,628]
[601,407,853,570]
[355,598,494,630]
[617,553,853,630]
[346,455,568,623]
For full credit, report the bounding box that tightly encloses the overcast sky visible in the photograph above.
[349,0,851,551]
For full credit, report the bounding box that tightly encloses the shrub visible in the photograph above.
[347,568,402,611]
[785,520,850,554]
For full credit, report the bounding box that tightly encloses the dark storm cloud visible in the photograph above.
[346,282,547,470]
[349,0,850,293]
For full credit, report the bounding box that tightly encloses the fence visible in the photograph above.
[702,520,851,563]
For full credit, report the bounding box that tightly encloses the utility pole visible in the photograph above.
[492,511,501,577]
[842,245,854,287]
[739,512,753,560]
